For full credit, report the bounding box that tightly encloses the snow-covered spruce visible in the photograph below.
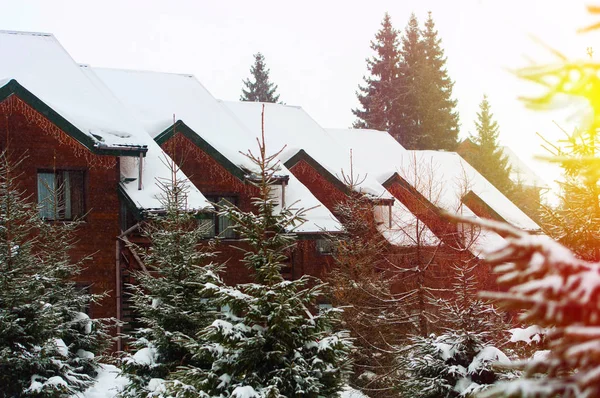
[0,151,111,397]
[399,262,514,397]
[458,217,600,397]
[119,162,224,398]
[170,117,352,397]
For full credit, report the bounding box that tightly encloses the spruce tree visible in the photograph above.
[396,13,424,148]
[538,126,600,261]
[119,162,224,397]
[240,52,281,103]
[463,95,513,194]
[171,108,352,398]
[353,12,401,136]
[399,263,512,398]
[417,11,459,150]
[0,152,110,397]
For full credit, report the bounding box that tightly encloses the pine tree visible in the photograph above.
[399,262,512,398]
[240,52,281,103]
[417,11,459,150]
[396,13,423,148]
[0,152,110,397]
[353,12,401,136]
[463,95,513,194]
[538,126,600,261]
[119,161,224,397]
[171,107,352,398]
[464,217,600,397]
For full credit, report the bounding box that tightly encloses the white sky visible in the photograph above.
[1,0,598,192]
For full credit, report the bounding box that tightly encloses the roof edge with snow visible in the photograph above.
[154,119,246,181]
[284,149,349,194]
[0,79,148,156]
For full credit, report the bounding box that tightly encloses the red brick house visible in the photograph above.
[0,31,212,333]
[0,30,544,345]
[86,68,344,284]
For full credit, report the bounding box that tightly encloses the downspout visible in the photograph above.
[138,153,143,190]
[115,239,122,352]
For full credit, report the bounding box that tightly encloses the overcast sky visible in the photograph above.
[1,0,598,190]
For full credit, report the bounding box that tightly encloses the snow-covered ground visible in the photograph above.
[76,365,127,398]
[78,364,365,398]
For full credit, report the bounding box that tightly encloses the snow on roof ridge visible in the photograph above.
[93,66,195,79]
[218,99,302,110]
[0,30,53,37]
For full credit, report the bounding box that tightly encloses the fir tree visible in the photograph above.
[417,11,459,150]
[396,12,423,148]
[353,12,401,135]
[171,107,352,398]
[463,95,513,194]
[240,52,281,103]
[0,152,110,397]
[399,263,512,398]
[119,160,224,397]
[538,126,600,261]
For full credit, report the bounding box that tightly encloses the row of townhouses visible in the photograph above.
[0,31,542,346]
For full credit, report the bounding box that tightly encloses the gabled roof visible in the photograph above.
[89,68,340,233]
[0,31,211,212]
[222,101,438,247]
[221,101,394,201]
[326,128,541,236]
[501,146,549,189]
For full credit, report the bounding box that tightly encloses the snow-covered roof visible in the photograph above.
[327,128,541,233]
[0,31,211,212]
[89,68,340,233]
[221,101,394,201]
[222,102,438,247]
[501,146,549,189]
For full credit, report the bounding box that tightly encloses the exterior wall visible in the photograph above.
[384,178,460,246]
[0,96,120,320]
[161,133,334,285]
[288,160,348,214]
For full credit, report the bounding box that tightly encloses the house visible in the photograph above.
[456,138,549,222]
[86,68,343,283]
[0,29,545,346]
[0,31,211,329]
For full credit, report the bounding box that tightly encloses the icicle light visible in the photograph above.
[0,95,116,169]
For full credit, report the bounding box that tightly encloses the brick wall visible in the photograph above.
[0,106,121,320]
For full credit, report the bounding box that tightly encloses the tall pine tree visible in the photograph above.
[463,95,513,194]
[417,11,459,150]
[240,52,281,103]
[171,107,352,398]
[0,152,111,397]
[353,12,401,135]
[396,13,424,148]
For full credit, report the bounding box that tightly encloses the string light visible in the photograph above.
[0,95,116,169]
[164,132,259,196]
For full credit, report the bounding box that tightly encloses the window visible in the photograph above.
[204,195,237,239]
[37,170,85,220]
[316,238,334,255]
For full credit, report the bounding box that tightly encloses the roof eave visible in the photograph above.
[155,120,247,181]
[0,79,147,157]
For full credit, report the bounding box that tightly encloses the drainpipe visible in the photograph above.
[115,239,122,352]
[138,153,143,190]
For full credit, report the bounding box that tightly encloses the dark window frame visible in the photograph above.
[204,194,239,239]
[37,168,87,221]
